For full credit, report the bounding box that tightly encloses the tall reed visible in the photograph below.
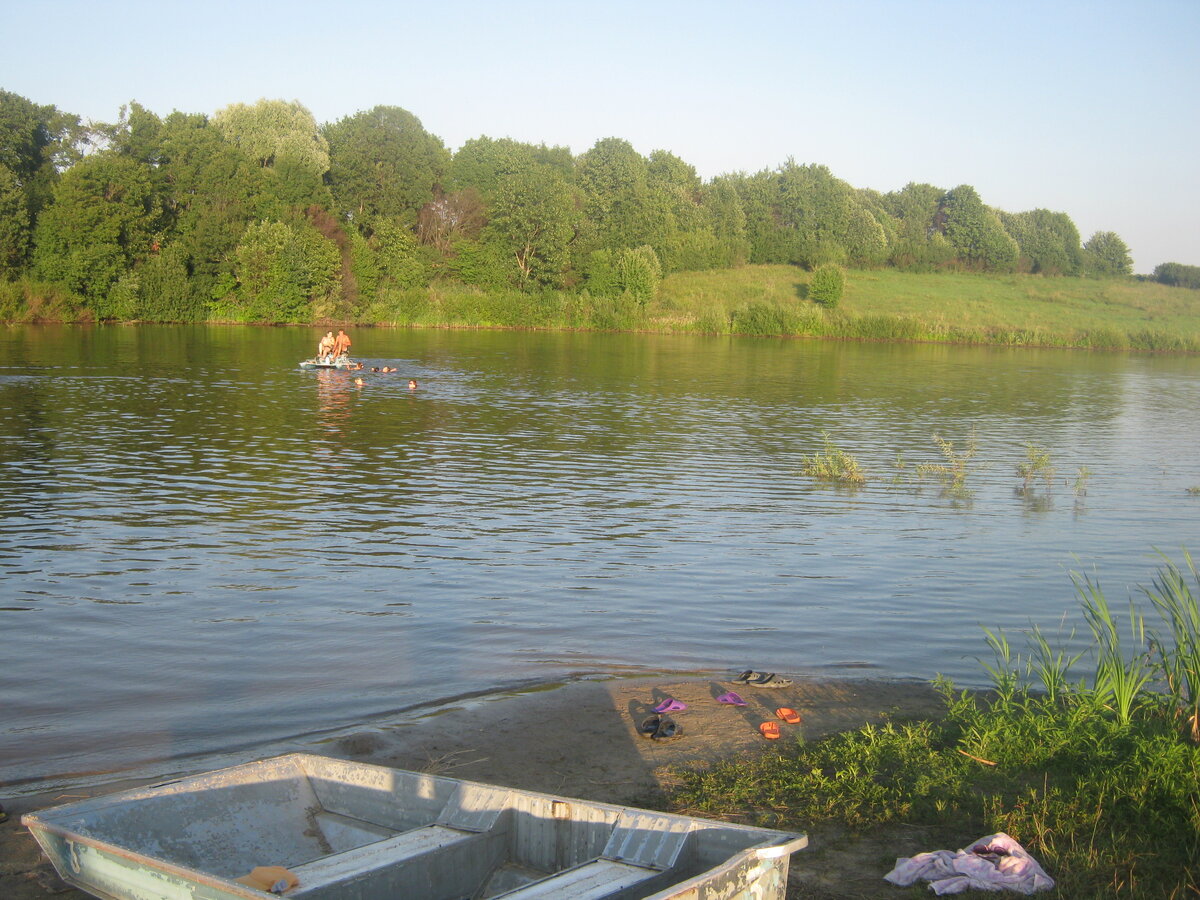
[1076,573,1154,725]
[1144,551,1200,742]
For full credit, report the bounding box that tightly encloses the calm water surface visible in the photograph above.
[2,326,1198,789]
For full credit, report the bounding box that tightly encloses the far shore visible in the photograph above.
[1,673,949,900]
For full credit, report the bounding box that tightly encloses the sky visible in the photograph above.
[3,0,1197,273]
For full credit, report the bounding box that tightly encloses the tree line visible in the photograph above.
[0,90,1180,324]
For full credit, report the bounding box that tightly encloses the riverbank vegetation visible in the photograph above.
[2,89,1197,346]
[669,555,1200,897]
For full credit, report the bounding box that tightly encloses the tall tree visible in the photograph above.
[32,153,160,312]
[0,90,86,230]
[211,99,329,212]
[576,137,655,253]
[1083,231,1133,277]
[0,163,30,277]
[1002,209,1082,275]
[937,185,1018,271]
[485,165,575,286]
[324,105,448,224]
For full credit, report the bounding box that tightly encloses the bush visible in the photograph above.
[809,263,845,307]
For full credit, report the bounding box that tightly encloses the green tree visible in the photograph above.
[225,219,340,322]
[324,105,449,224]
[154,111,260,307]
[576,137,655,253]
[32,153,160,313]
[702,176,749,268]
[1151,262,1200,289]
[0,163,30,277]
[883,182,955,271]
[368,215,426,289]
[211,99,329,213]
[486,166,575,287]
[1002,209,1082,275]
[448,136,573,201]
[1083,231,1133,277]
[0,90,86,235]
[937,185,1018,271]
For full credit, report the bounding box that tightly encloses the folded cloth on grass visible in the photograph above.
[884,832,1054,895]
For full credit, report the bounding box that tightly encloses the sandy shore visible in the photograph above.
[0,674,948,899]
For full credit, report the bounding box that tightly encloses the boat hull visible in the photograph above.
[23,753,806,900]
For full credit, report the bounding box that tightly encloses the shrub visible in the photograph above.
[809,263,845,308]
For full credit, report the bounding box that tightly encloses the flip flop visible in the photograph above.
[776,707,801,724]
[717,691,747,706]
[733,670,758,683]
[638,715,663,738]
[653,698,687,714]
[651,716,682,741]
[759,721,781,740]
[746,672,793,688]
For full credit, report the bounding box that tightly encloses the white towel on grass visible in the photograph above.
[884,832,1054,894]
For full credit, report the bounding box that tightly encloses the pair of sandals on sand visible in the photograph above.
[639,696,687,741]
[732,670,792,688]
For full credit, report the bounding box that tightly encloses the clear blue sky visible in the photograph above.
[3,0,1197,273]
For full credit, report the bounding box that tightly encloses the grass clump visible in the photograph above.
[668,555,1200,897]
[801,431,866,484]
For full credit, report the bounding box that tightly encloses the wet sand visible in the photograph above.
[0,675,948,900]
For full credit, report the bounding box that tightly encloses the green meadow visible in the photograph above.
[652,266,1200,351]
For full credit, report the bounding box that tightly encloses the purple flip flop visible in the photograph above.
[717,691,747,706]
[653,698,687,714]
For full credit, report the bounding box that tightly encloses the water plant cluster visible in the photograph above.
[800,431,866,484]
[803,431,1096,505]
[668,555,1200,897]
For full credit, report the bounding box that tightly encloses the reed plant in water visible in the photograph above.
[1144,551,1200,742]
[915,429,977,496]
[1076,572,1154,726]
[1073,465,1091,497]
[801,431,866,484]
[1026,623,1083,705]
[1017,442,1055,492]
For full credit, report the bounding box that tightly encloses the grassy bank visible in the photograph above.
[6,266,1199,352]
[653,266,1200,351]
[668,555,1200,897]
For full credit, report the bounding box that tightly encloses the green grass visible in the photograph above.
[667,556,1200,898]
[655,266,1200,351]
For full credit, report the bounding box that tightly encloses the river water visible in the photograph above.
[1,325,1198,789]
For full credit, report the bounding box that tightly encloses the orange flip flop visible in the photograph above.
[759,721,781,740]
[776,707,801,724]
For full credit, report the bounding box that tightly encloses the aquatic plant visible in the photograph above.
[915,429,978,494]
[1017,442,1055,492]
[801,431,866,484]
[1073,465,1091,497]
[1144,551,1200,743]
[1076,573,1154,726]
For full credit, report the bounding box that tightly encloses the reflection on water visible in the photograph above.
[1,325,1198,787]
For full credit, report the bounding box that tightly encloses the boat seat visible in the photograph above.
[290,824,475,892]
[491,858,660,900]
